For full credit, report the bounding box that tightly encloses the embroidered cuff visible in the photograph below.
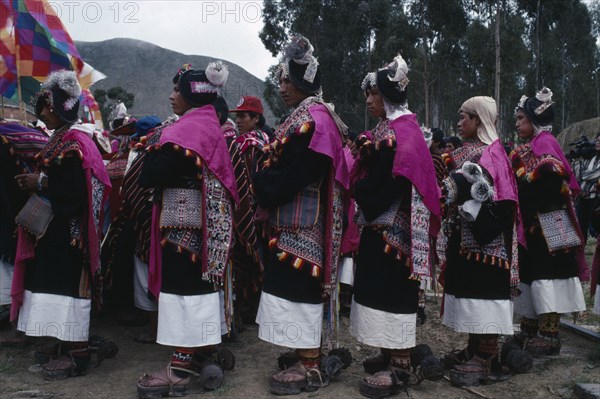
[443,175,458,204]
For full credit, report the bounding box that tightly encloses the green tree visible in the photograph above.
[93,86,135,128]
[259,0,598,134]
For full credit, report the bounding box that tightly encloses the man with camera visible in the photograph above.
[570,134,600,242]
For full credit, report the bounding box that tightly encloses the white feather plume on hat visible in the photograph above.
[205,61,229,87]
[284,35,315,65]
[386,54,409,91]
[42,69,82,98]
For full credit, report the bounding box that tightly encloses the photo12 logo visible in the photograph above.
[42,1,140,24]
[200,1,262,23]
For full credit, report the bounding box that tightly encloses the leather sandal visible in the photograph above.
[269,361,310,395]
[41,348,90,380]
[359,368,411,398]
[137,365,190,398]
[522,335,561,357]
[449,354,511,387]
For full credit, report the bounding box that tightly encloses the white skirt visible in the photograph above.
[442,294,514,335]
[514,278,586,319]
[156,291,222,347]
[17,290,91,342]
[256,291,323,349]
[0,259,13,306]
[594,285,600,315]
[133,256,158,311]
[350,299,416,349]
[338,257,354,286]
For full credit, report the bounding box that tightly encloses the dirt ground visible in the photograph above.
[2,243,599,399]
[1,291,599,399]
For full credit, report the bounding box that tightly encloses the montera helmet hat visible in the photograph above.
[35,69,82,124]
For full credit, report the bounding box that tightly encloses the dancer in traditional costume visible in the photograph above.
[135,63,238,398]
[0,121,48,346]
[12,70,111,379]
[253,35,351,395]
[441,96,526,386]
[351,54,443,398]
[511,88,586,355]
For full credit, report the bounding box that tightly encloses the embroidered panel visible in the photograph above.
[537,209,582,253]
[163,228,202,255]
[447,142,486,170]
[276,211,325,268]
[204,169,234,282]
[460,217,509,263]
[355,200,401,228]
[274,97,318,141]
[370,120,396,149]
[327,179,345,284]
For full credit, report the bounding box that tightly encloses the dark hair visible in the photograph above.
[431,128,444,144]
[446,136,462,148]
[212,96,229,125]
[234,111,266,129]
[262,124,275,140]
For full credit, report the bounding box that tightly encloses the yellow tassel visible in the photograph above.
[466,252,472,261]
[196,157,202,167]
[299,123,310,134]
[185,149,192,157]
[173,144,180,151]
[176,245,183,253]
[269,238,277,248]
[276,252,288,261]
[70,239,77,246]
[311,266,320,277]
[384,244,392,254]
[483,254,489,264]
[293,258,303,269]
[191,254,197,263]
[160,238,167,247]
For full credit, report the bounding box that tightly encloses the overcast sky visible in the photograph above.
[51,0,278,80]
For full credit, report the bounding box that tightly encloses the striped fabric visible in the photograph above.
[226,136,261,263]
[0,122,49,171]
[106,124,168,265]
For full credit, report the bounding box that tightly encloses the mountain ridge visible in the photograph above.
[76,38,273,124]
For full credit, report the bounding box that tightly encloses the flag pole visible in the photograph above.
[15,43,26,124]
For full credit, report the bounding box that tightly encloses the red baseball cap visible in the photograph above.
[229,96,264,115]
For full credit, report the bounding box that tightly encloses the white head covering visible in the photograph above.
[459,96,498,145]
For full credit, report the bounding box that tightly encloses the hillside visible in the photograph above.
[76,38,274,124]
